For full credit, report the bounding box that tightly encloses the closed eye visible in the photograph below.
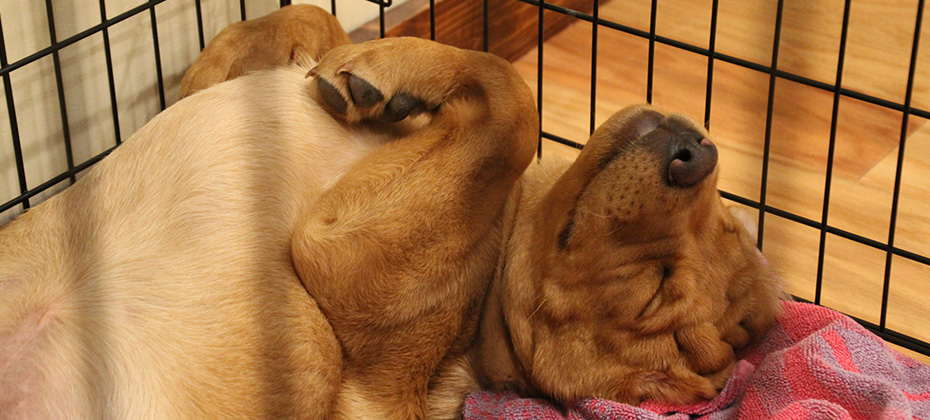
[638,264,674,318]
[662,265,674,280]
[558,219,574,250]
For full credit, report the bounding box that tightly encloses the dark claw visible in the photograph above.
[348,74,384,107]
[317,77,347,114]
[380,93,422,123]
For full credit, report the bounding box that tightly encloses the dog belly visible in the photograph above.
[0,67,393,418]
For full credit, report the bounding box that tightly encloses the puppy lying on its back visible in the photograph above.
[0,5,782,419]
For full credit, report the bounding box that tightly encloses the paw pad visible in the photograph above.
[317,77,348,114]
[382,93,422,123]
[348,74,384,108]
[311,52,426,122]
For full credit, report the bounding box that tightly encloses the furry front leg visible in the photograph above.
[292,38,537,418]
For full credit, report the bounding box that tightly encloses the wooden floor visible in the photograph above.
[510,0,930,363]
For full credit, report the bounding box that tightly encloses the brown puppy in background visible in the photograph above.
[0,5,782,420]
[178,4,351,99]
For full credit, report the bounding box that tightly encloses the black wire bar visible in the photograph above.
[756,0,784,251]
[380,2,386,38]
[99,0,123,144]
[359,0,394,38]
[702,0,718,129]
[536,0,544,160]
[815,0,853,306]
[43,0,76,185]
[589,0,598,134]
[149,6,166,111]
[195,0,206,50]
[880,0,924,333]
[430,0,436,40]
[483,0,489,52]
[0,14,29,210]
[646,0,656,104]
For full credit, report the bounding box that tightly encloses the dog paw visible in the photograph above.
[308,42,429,123]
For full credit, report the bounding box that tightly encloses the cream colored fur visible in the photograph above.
[0,68,397,419]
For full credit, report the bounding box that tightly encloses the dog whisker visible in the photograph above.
[527,298,547,321]
[578,207,612,219]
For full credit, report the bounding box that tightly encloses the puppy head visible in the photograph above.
[500,105,782,404]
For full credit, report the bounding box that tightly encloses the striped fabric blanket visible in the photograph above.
[464,301,930,419]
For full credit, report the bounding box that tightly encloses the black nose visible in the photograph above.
[666,129,717,188]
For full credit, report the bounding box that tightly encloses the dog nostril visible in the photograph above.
[668,136,717,188]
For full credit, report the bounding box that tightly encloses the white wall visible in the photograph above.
[0,0,406,223]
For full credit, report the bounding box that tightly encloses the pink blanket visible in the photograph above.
[465,301,930,419]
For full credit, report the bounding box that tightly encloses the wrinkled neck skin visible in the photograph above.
[424,162,549,419]
[468,158,570,396]
[425,158,572,419]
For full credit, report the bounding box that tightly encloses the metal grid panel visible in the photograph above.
[0,0,303,217]
[1,0,174,215]
[0,0,404,219]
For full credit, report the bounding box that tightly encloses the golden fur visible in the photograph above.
[0,5,782,419]
[178,5,350,99]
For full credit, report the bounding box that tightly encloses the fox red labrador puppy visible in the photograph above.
[0,5,781,419]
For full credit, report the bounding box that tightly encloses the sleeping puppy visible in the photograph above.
[0,8,782,420]
[463,108,782,407]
